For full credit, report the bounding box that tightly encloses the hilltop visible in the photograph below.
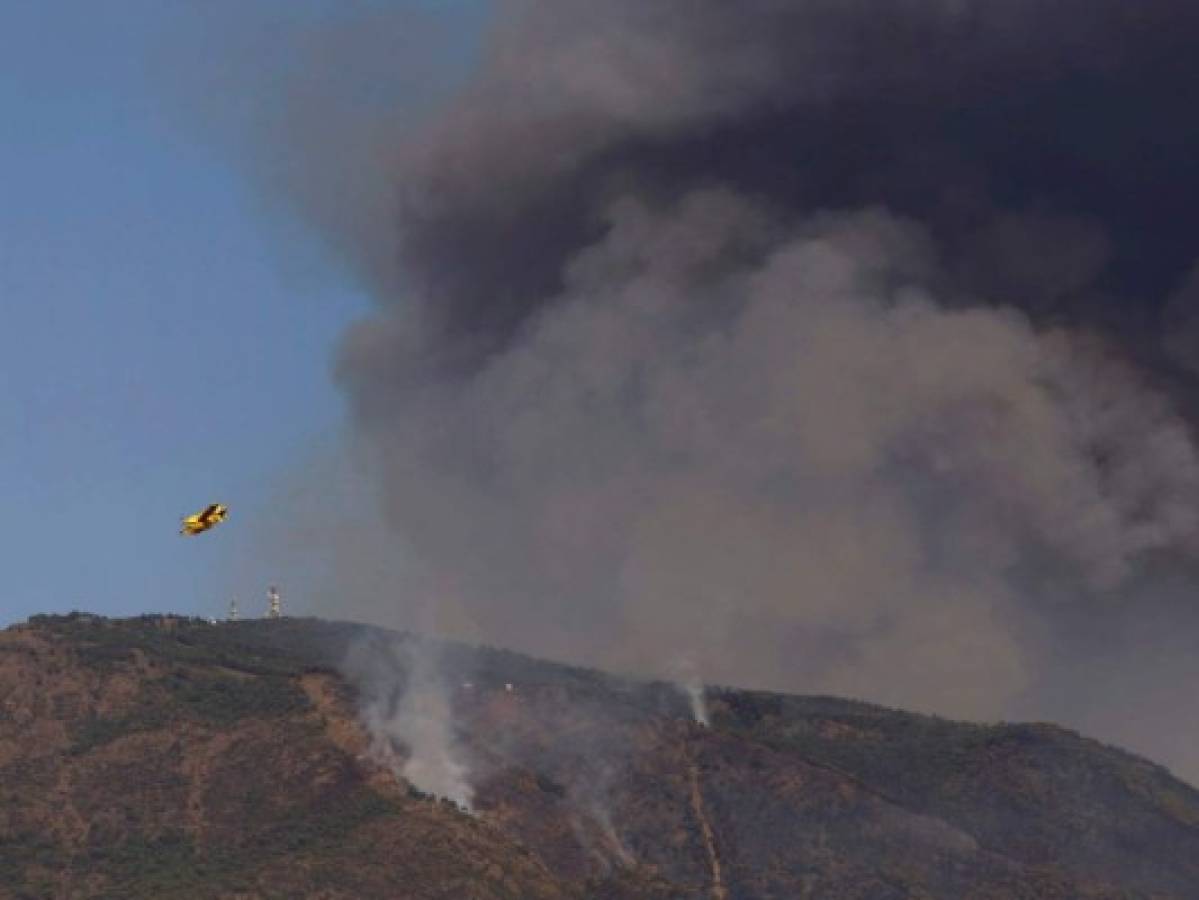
[2,613,1198,898]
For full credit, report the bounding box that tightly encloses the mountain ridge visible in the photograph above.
[1,612,1196,898]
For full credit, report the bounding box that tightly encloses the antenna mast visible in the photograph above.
[267,585,282,619]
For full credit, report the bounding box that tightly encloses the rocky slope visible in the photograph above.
[1,613,1197,898]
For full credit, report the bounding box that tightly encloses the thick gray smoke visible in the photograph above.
[218,1,1199,784]
[344,194,1199,719]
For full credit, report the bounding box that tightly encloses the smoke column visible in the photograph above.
[688,685,710,730]
[345,632,474,810]
[668,658,709,727]
[203,1,1199,785]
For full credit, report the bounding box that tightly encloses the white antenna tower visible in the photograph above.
[267,585,282,619]
[229,598,239,621]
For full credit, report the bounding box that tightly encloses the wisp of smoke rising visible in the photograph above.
[688,687,709,730]
[668,657,709,727]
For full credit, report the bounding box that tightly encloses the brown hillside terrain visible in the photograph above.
[1,613,1197,898]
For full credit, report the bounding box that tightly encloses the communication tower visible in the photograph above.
[228,598,239,621]
[267,585,282,619]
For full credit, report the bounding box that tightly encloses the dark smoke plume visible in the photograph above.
[348,0,1199,357]
[218,1,1199,785]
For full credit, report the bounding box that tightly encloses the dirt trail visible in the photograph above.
[300,672,370,758]
[685,756,727,900]
[181,729,236,845]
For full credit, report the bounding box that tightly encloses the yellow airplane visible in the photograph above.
[180,503,228,536]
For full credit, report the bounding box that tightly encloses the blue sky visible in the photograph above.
[0,2,488,626]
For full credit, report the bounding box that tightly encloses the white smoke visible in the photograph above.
[668,657,710,727]
[348,634,474,811]
[589,802,634,868]
[568,805,635,873]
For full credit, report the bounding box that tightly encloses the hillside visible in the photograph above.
[1,613,1197,898]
